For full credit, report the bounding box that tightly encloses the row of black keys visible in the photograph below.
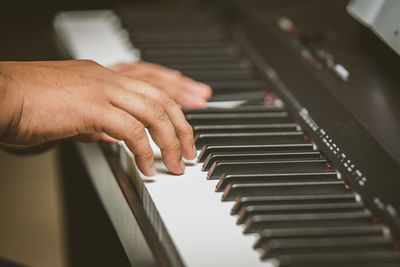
[184,106,400,267]
[116,4,266,102]
[117,3,400,266]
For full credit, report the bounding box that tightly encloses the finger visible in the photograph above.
[110,61,173,76]
[109,89,185,174]
[181,79,213,99]
[118,79,196,161]
[97,107,156,176]
[133,61,181,75]
[148,77,211,103]
[174,92,208,108]
[100,133,119,143]
[141,69,212,103]
[109,63,134,72]
[138,62,212,99]
[112,61,212,105]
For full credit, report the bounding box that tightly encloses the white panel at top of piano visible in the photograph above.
[54,11,275,267]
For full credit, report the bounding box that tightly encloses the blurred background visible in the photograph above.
[0,1,149,266]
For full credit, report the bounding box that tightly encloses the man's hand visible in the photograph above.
[111,61,212,108]
[0,60,197,176]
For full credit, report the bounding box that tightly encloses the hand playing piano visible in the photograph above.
[0,60,198,176]
[110,61,212,108]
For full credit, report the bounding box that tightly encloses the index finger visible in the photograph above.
[119,78,197,161]
[109,88,185,174]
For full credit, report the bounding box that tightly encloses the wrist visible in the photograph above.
[0,62,23,142]
[0,63,8,139]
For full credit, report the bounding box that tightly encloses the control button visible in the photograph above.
[334,64,349,81]
[278,17,293,32]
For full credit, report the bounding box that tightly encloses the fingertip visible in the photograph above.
[139,162,157,177]
[188,99,208,108]
[182,144,197,160]
[180,159,186,172]
[148,165,157,176]
[195,82,213,98]
[166,161,185,175]
[178,94,207,108]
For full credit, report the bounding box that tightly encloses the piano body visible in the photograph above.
[54,0,400,266]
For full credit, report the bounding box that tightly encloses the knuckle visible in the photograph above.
[181,123,194,137]
[163,94,177,108]
[153,88,177,108]
[128,123,146,140]
[170,140,181,152]
[139,148,154,161]
[151,102,169,122]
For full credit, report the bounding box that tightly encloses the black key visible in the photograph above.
[206,80,266,91]
[232,194,357,215]
[193,124,297,136]
[136,42,236,50]
[162,62,251,71]
[160,58,253,71]
[208,159,328,180]
[148,56,243,66]
[277,251,400,267]
[132,33,226,43]
[184,106,285,114]
[133,26,225,37]
[193,123,297,135]
[182,70,254,81]
[198,144,314,162]
[254,225,385,249]
[217,171,337,192]
[142,47,240,58]
[222,181,346,201]
[145,55,239,64]
[208,91,265,102]
[132,27,224,36]
[195,132,304,149]
[186,112,289,125]
[237,202,364,224]
[165,63,249,71]
[204,151,321,171]
[243,211,372,233]
[261,236,393,258]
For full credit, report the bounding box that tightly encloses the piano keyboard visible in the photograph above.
[116,2,266,102]
[118,3,400,266]
[54,2,400,267]
[182,106,400,266]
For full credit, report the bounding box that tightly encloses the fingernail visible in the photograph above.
[180,159,185,172]
[148,165,157,176]
[192,144,197,157]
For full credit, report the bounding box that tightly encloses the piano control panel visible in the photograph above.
[277,17,350,82]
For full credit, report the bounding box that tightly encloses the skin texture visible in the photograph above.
[0,60,210,176]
